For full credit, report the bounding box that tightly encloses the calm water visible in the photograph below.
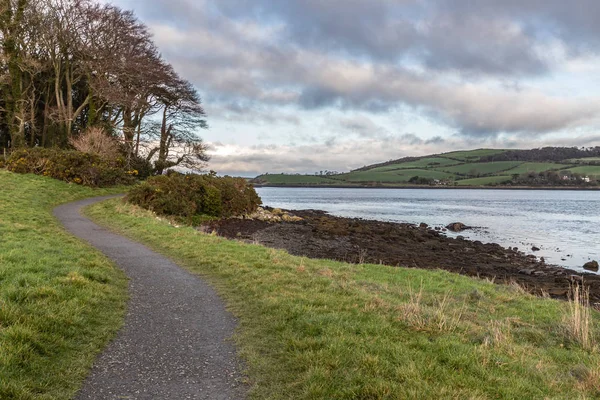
[256,187,600,273]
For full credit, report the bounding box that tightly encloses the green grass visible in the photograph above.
[0,171,128,399]
[86,198,600,399]
[254,174,341,185]
[456,176,513,186]
[439,149,508,161]
[436,161,522,176]
[338,169,454,183]
[368,157,461,172]
[567,166,600,178]
[504,162,573,175]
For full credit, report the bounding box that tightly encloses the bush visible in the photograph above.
[126,173,262,220]
[69,127,121,159]
[126,154,154,179]
[6,148,137,187]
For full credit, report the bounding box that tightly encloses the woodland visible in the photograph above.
[0,0,208,173]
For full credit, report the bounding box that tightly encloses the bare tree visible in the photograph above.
[0,0,211,174]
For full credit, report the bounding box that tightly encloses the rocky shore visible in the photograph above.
[202,208,600,306]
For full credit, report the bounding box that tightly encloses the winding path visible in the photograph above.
[54,196,246,400]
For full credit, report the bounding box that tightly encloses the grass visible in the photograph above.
[338,169,454,183]
[436,161,523,176]
[86,198,600,399]
[0,170,128,399]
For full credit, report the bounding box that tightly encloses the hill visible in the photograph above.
[252,147,600,187]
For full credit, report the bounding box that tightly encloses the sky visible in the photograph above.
[112,0,600,176]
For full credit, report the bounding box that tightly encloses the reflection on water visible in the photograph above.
[256,187,600,273]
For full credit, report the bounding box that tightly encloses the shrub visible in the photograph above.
[6,148,137,187]
[126,173,261,220]
[126,154,154,179]
[69,127,121,160]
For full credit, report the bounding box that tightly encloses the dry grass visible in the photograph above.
[398,283,464,333]
[69,126,120,159]
[564,284,596,351]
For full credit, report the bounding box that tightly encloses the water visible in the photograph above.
[256,187,600,273]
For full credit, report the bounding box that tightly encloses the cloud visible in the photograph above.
[149,20,600,137]
[111,0,600,174]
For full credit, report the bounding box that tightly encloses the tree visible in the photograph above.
[0,0,210,175]
[145,69,209,174]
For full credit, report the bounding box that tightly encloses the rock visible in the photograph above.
[419,222,428,228]
[583,260,599,272]
[519,269,535,275]
[456,235,465,240]
[548,288,568,297]
[435,226,441,231]
[532,246,540,252]
[446,222,470,232]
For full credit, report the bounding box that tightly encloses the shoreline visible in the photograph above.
[252,183,600,190]
[203,207,600,305]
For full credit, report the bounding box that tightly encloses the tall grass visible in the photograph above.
[564,283,596,350]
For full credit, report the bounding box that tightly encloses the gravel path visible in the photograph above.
[54,196,246,400]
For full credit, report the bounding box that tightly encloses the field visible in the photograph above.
[436,161,522,176]
[252,149,600,187]
[85,198,600,399]
[567,166,600,177]
[503,162,573,175]
[567,158,600,164]
[338,168,454,183]
[369,157,461,172]
[0,171,127,399]
[439,149,508,161]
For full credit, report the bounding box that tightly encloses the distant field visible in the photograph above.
[339,169,454,183]
[566,157,600,164]
[504,162,573,175]
[456,176,513,186]
[441,149,507,161]
[369,157,461,172]
[254,174,340,184]
[436,161,522,176]
[567,166,600,177]
[252,148,600,187]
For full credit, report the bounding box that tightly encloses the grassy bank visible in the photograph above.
[87,199,600,399]
[0,171,128,399]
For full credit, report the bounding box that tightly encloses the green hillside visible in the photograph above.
[253,147,600,187]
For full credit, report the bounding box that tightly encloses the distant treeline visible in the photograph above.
[479,147,600,163]
[0,0,208,173]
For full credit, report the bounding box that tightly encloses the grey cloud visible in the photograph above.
[399,134,424,146]
[215,0,549,77]
[338,116,388,138]
[115,0,600,141]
